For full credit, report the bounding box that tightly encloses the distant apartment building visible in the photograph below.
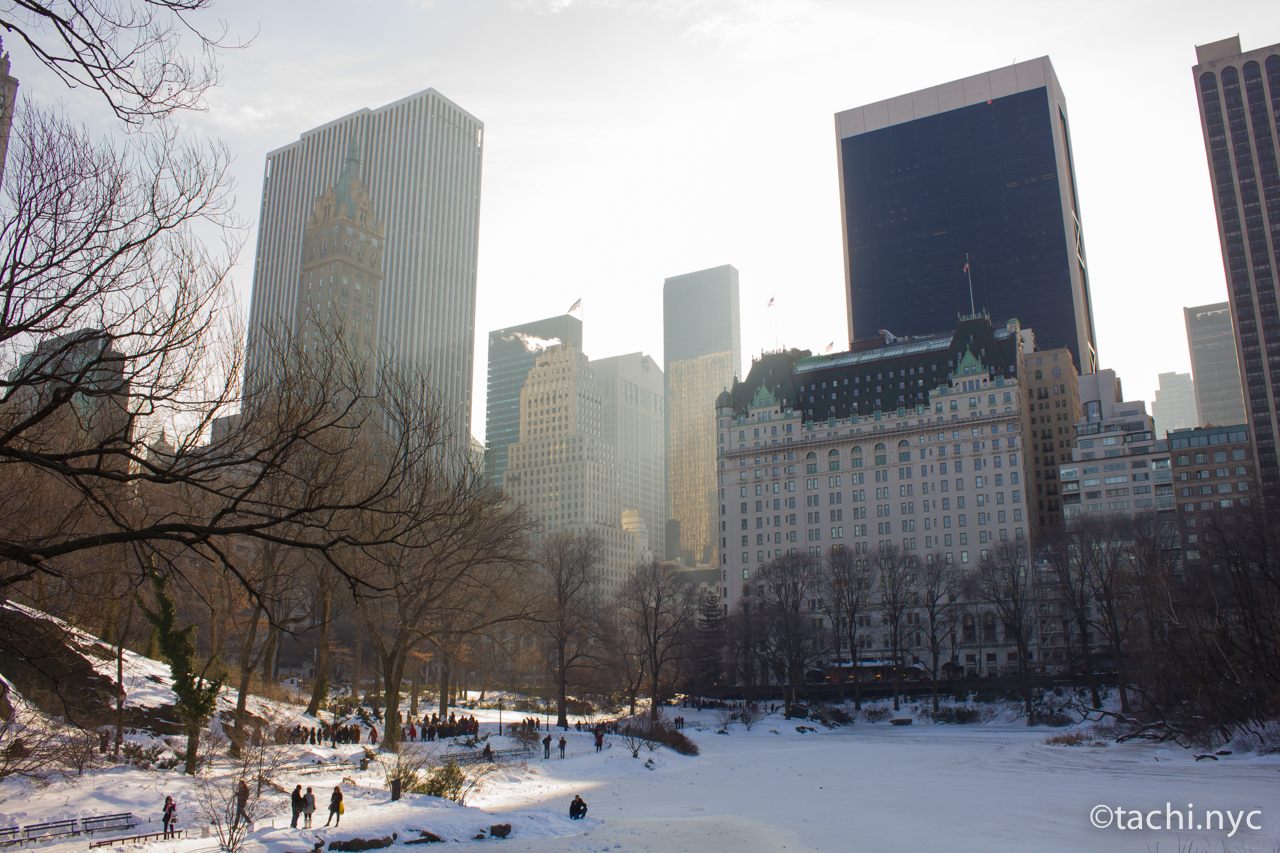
[504,345,639,595]
[717,320,1032,610]
[1184,302,1247,427]
[592,352,665,559]
[1169,423,1256,566]
[1059,371,1172,523]
[484,314,583,489]
[1151,371,1198,437]
[664,265,740,565]
[1193,36,1280,496]
[1021,348,1081,538]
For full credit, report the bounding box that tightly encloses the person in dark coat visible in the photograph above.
[558,736,566,759]
[594,729,604,753]
[569,795,587,820]
[542,733,552,759]
[162,796,177,839]
[290,785,303,828]
[325,786,343,828]
[482,743,494,762]
[234,780,250,829]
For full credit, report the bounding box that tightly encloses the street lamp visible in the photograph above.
[497,698,504,736]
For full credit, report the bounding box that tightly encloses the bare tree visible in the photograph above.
[872,545,918,711]
[1,0,238,125]
[918,555,957,713]
[979,542,1036,724]
[618,561,694,723]
[1081,516,1138,714]
[752,553,824,712]
[535,532,602,729]
[1043,527,1100,707]
[823,545,872,707]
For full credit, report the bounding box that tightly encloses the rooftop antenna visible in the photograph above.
[963,254,975,316]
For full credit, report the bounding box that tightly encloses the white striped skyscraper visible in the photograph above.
[245,88,483,443]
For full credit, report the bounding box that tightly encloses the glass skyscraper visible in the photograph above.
[663,264,740,565]
[1194,36,1280,497]
[835,57,1096,373]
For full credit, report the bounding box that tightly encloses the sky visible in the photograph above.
[10,0,1280,441]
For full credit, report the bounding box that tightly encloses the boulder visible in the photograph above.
[489,824,512,839]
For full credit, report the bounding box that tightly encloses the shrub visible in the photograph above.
[930,706,982,725]
[1045,731,1088,747]
[121,742,168,769]
[420,760,466,801]
[861,707,890,723]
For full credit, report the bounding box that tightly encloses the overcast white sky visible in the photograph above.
[12,0,1279,440]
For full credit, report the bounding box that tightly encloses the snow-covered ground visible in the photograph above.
[3,703,1277,853]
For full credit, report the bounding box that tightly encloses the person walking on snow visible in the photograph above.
[290,785,303,828]
[542,733,552,759]
[233,780,250,830]
[325,786,343,828]
[162,796,177,839]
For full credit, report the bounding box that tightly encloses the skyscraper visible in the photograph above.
[484,314,583,489]
[245,89,483,444]
[505,345,640,595]
[1152,372,1199,437]
[592,352,665,559]
[1184,302,1247,427]
[0,38,18,183]
[663,265,740,565]
[1193,36,1280,495]
[835,57,1097,372]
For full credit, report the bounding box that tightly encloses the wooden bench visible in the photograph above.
[88,829,183,849]
[0,827,18,846]
[23,820,78,842]
[80,815,136,835]
[448,745,533,765]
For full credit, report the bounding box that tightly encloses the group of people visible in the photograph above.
[541,734,568,759]
[288,785,344,828]
[400,712,480,742]
[281,723,365,746]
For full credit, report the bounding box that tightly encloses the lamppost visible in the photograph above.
[497,698,504,736]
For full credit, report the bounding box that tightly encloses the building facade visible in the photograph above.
[0,38,18,183]
[1193,37,1280,497]
[246,89,483,447]
[1021,347,1082,538]
[592,352,665,559]
[1184,302,1247,427]
[664,265,741,565]
[835,57,1097,372]
[718,346,1032,611]
[1169,423,1255,566]
[504,345,639,595]
[294,141,384,374]
[484,314,583,489]
[1152,371,1199,437]
[1059,371,1173,523]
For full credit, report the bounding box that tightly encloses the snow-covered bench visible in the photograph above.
[88,829,182,849]
[80,814,136,835]
[22,820,77,842]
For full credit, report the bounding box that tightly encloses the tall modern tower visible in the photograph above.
[835,57,1097,373]
[1152,372,1199,437]
[1193,36,1280,495]
[663,264,740,565]
[484,314,583,489]
[1184,302,1247,426]
[592,352,665,559]
[245,89,483,445]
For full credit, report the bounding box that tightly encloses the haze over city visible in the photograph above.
[10,0,1277,439]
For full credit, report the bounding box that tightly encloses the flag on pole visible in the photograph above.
[962,261,970,274]
[767,296,775,307]
[568,298,582,313]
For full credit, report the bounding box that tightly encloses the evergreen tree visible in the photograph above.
[140,573,221,774]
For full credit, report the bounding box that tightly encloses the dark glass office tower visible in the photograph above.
[1194,36,1280,498]
[484,314,582,489]
[836,57,1096,373]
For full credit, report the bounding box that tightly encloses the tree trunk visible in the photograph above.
[305,591,332,716]
[261,625,279,688]
[230,607,263,758]
[381,651,405,751]
[184,723,201,775]
[353,631,364,708]
[556,638,569,729]
[410,667,420,718]
[437,657,451,720]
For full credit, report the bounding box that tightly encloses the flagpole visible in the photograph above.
[964,254,975,317]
